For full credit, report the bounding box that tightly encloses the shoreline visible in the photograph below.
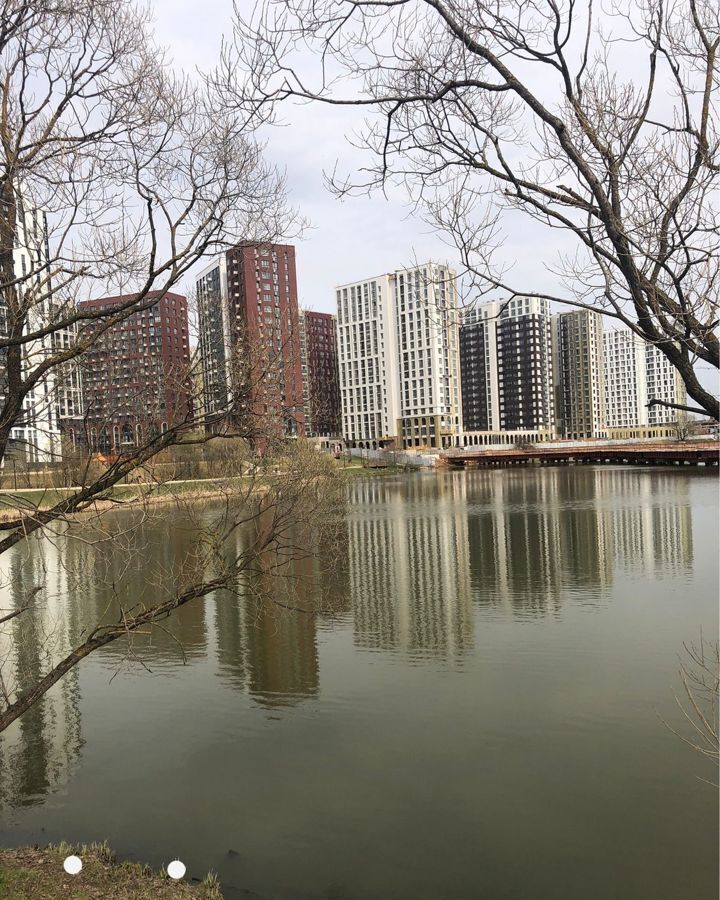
[4,458,708,523]
[0,844,223,898]
[0,484,258,524]
[0,465,407,523]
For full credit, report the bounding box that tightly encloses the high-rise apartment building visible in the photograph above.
[460,297,555,437]
[196,243,304,438]
[603,329,648,429]
[336,273,399,447]
[645,343,686,425]
[553,309,607,439]
[336,263,462,449]
[396,263,462,448]
[196,255,232,424]
[301,310,341,437]
[459,301,501,431]
[497,297,554,432]
[1,206,79,462]
[75,291,191,452]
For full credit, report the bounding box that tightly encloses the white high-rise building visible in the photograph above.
[1,206,71,462]
[336,273,399,447]
[196,254,233,423]
[603,329,648,428]
[336,263,462,449]
[395,263,462,448]
[645,343,686,425]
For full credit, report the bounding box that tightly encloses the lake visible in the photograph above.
[0,467,718,899]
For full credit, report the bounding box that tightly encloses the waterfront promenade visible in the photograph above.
[441,441,719,468]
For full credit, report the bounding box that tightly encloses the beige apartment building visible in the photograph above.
[554,309,607,439]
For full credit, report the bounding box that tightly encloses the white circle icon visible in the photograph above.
[63,855,82,875]
[167,859,186,880]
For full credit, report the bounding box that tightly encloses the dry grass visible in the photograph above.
[0,844,223,899]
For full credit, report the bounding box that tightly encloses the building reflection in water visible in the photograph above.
[0,467,696,809]
[347,477,473,657]
[468,469,565,615]
[465,467,692,613]
[597,468,694,577]
[214,592,320,710]
[347,467,693,631]
[214,520,320,708]
[0,533,82,808]
[466,467,618,614]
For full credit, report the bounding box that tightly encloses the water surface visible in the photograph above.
[0,467,717,900]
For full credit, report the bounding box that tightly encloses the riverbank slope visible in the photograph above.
[0,844,223,899]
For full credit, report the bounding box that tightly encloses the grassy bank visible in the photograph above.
[0,464,414,513]
[0,474,283,520]
[338,462,415,477]
[0,844,223,899]
[0,475,251,508]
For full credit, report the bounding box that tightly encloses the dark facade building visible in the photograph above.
[301,310,341,437]
[459,306,496,431]
[459,298,554,439]
[75,291,191,452]
[196,242,305,439]
[497,297,554,432]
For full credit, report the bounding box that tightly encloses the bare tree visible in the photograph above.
[671,414,697,441]
[227,0,719,419]
[0,440,340,733]
[662,635,719,783]
[0,1,335,735]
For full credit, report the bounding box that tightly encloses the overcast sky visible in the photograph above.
[149,2,717,399]
[145,1,648,312]
[152,0,560,313]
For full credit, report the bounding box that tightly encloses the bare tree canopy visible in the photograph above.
[228,0,720,419]
[0,0,332,734]
[662,635,719,781]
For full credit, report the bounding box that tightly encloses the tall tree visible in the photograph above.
[0,0,332,734]
[229,0,719,418]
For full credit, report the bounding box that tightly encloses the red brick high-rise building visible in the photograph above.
[75,291,191,452]
[301,311,341,437]
[196,242,305,439]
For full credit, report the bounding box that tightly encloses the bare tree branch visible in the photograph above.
[225,0,720,418]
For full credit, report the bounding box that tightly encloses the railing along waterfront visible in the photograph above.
[441,441,719,468]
